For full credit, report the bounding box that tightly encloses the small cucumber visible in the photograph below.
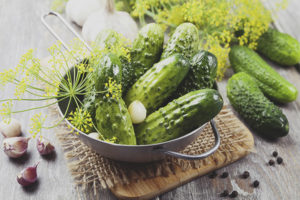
[175,50,217,97]
[161,23,199,59]
[227,72,289,138]
[229,45,298,103]
[135,89,223,144]
[257,28,300,66]
[125,54,190,113]
[130,23,164,83]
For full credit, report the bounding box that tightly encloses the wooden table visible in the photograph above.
[0,0,300,199]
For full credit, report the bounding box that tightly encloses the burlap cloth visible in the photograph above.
[51,106,253,195]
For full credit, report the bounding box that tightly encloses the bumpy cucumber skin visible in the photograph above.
[96,96,136,145]
[176,50,217,97]
[161,23,199,60]
[229,45,298,103]
[130,23,164,83]
[125,54,190,113]
[135,89,223,145]
[227,72,289,138]
[257,28,300,66]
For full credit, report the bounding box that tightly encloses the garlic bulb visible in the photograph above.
[88,132,99,140]
[66,0,106,27]
[82,0,138,43]
[128,100,147,124]
[0,118,22,137]
[36,138,55,155]
[3,137,30,158]
[17,163,39,186]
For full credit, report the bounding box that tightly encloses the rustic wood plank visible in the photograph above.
[1,0,300,199]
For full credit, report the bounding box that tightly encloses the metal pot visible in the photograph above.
[42,12,221,163]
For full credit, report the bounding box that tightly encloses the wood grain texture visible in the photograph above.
[0,0,300,199]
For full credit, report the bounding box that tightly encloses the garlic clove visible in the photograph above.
[3,137,30,158]
[128,100,147,124]
[17,162,39,186]
[36,138,55,155]
[88,132,99,140]
[0,118,22,137]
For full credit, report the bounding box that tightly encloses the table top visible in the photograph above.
[0,0,300,199]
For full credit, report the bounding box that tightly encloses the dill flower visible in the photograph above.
[105,77,122,99]
[67,108,93,133]
[29,113,46,138]
[0,101,13,120]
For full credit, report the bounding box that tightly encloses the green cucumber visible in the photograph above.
[130,23,164,83]
[135,89,223,144]
[257,28,300,66]
[227,72,289,138]
[175,50,217,97]
[229,45,298,103]
[125,54,190,113]
[161,23,199,59]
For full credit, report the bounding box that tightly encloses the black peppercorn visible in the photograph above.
[253,180,260,188]
[272,151,278,157]
[220,190,229,197]
[229,191,238,198]
[220,172,229,178]
[268,160,275,166]
[208,171,218,179]
[277,157,283,164]
[242,171,250,179]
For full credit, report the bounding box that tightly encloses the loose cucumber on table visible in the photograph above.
[130,23,164,84]
[227,72,289,138]
[161,23,199,60]
[135,89,223,145]
[257,28,300,66]
[175,50,217,97]
[83,53,136,145]
[125,54,190,113]
[229,45,298,103]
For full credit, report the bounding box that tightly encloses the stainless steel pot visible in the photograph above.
[42,12,221,163]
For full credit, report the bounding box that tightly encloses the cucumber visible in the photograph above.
[125,54,190,113]
[229,45,298,103]
[175,50,217,97]
[130,23,164,83]
[135,89,223,144]
[161,23,199,59]
[257,28,300,66]
[227,72,289,138]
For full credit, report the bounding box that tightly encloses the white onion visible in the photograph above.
[65,0,106,27]
[128,101,147,124]
[0,118,22,137]
[88,132,99,140]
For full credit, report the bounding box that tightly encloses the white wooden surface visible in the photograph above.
[0,0,300,199]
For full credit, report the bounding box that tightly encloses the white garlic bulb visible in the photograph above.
[128,100,147,124]
[0,118,22,137]
[66,0,106,27]
[82,0,138,43]
[88,132,99,140]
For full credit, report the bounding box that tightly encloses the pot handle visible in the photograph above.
[161,120,220,160]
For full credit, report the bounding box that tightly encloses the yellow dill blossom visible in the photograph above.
[29,113,46,138]
[67,108,93,134]
[104,136,118,144]
[129,0,286,79]
[0,101,13,120]
[105,77,122,99]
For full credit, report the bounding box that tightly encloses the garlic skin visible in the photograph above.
[3,137,30,158]
[66,0,105,27]
[128,100,147,124]
[88,132,99,140]
[17,163,39,187]
[36,138,55,155]
[82,0,138,43]
[0,118,22,137]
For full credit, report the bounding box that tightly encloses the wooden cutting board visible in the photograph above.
[110,110,254,200]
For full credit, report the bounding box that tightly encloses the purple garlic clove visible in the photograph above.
[17,162,39,186]
[3,137,30,158]
[36,137,55,155]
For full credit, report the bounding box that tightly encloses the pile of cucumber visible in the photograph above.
[227,28,300,139]
[83,23,224,145]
